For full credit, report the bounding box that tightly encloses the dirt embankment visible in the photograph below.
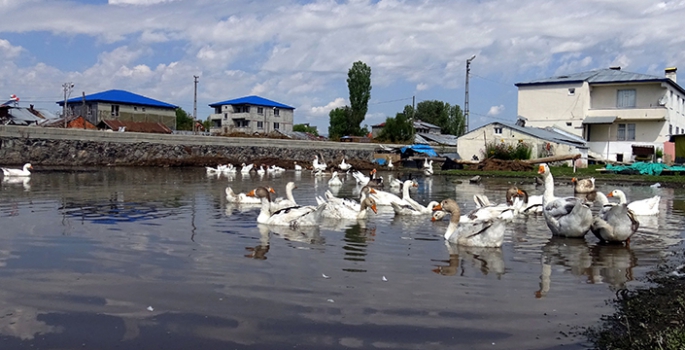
[469,158,534,172]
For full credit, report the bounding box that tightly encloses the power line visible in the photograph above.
[368,97,413,106]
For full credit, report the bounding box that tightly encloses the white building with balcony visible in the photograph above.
[515,67,684,162]
[208,95,294,135]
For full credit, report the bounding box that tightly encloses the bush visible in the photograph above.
[481,141,532,160]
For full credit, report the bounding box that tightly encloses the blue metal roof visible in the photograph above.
[208,95,294,109]
[516,68,685,95]
[56,89,178,109]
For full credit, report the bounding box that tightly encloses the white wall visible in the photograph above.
[517,82,589,136]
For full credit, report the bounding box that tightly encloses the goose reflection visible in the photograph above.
[257,223,324,245]
[587,244,637,288]
[432,241,505,278]
[3,176,31,191]
[342,223,376,265]
[246,224,272,260]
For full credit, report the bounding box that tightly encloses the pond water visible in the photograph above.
[0,167,683,349]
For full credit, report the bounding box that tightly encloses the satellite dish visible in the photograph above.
[658,95,668,106]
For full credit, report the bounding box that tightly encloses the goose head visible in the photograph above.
[246,186,276,200]
[537,163,550,177]
[286,182,297,191]
[432,198,461,217]
[505,186,520,206]
[431,209,447,222]
[360,197,378,214]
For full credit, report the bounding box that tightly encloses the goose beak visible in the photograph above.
[517,189,524,195]
[607,192,613,197]
[431,216,437,222]
[369,188,377,194]
[571,177,577,183]
[246,190,256,197]
[370,204,378,214]
[537,165,545,174]
[432,204,443,211]
[269,188,276,193]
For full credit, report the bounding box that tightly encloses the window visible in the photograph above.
[617,123,636,141]
[257,121,264,129]
[274,108,280,116]
[566,122,572,126]
[568,88,575,96]
[617,89,636,108]
[133,106,138,111]
[258,107,264,114]
[142,107,146,112]
[670,124,673,135]
[274,122,280,130]
[111,105,119,117]
[678,126,680,135]
[234,120,249,128]
[224,113,228,120]
[494,127,503,135]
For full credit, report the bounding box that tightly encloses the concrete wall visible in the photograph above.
[517,82,589,135]
[0,125,416,167]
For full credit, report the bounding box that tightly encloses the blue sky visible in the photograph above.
[1,0,684,134]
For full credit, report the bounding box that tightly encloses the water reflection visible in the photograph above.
[257,223,324,245]
[342,223,376,270]
[432,241,505,278]
[2,177,31,191]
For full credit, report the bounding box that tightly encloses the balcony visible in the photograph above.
[586,106,667,121]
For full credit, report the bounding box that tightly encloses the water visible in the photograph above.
[0,167,683,349]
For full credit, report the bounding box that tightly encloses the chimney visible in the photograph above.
[665,67,677,83]
[609,66,621,71]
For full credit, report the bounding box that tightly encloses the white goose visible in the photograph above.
[352,169,375,186]
[328,171,343,187]
[318,195,378,220]
[294,161,303,172]
[240,163,254,175]
[590,194,640,244]
[251,187,326,227]
[206,165,222,174]
[226,186,274,204]
[511,188,543,214]
[390,180,438,215]
[370,180,413,206]
[607,189,660,216]
[321,186,377,212]
[423,160,434,176]
[339,158,352,171]
[1,163,32,177]
[538,163,593,238]
[270,182,299,212]
[312,155,327,172]
[256,165,266,176]
[387,157,394,170]
[432,198,506,247]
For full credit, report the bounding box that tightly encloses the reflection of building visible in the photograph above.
[208,95,295,135]
[516,67,685,162]
[57,89,178,130]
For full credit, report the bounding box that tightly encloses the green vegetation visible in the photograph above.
[293,123,319,136]
[404,100,466,136]
[329,61,372,139]
[656,147,664,158]
[482,141,532,160]
[584,252,685,350]
[376,105,414,143]
[175,108,194,131]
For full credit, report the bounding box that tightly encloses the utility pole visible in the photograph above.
[464,55,476,134]
[193,75,199,133]
[62,82,74,128]
[412,95,415,120]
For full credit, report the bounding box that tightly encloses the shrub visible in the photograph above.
[481,141,532,160]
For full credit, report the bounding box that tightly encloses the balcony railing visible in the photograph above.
[587,106,667,120]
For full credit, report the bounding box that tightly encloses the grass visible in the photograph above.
[584,252,685,350]
[438,164,685,186]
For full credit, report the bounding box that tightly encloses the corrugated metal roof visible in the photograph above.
[516,68,685,95]
[58,89,178,109]
[582,116,617,124]
[208,95,294,109]
[472,122,587,148]
[8,108,42,123]
[414,120,441,129]
[417,132,457,146]
[99,120,172,134]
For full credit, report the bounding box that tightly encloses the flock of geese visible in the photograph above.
[223,160,661,250]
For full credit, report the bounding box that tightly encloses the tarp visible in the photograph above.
[606,162,685,176]
[400,144,438,158]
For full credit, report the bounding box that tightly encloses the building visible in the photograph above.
[1,104,58,126]
[57,89,178,130]
[371,120,442,138]
[457,121,588,166]
[42,115,97,129]
[516,67,684,162]
[208,95,294,135]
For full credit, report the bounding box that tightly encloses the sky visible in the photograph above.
[1,0,684,135]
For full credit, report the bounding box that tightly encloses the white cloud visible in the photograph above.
[109,0,176,5]
[416,83,428,91]
[487,105,505,116]
[309,98,346,116]
[0,39,23,59]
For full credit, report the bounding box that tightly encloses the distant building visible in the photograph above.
[516,67,684,162]
[457,121,588,167]
[42,115,97,130]
[57,89,178,130]
[208,95,295,135]
[1,104,58,126]
[371,119,454,145]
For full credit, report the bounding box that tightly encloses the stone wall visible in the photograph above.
[0,125,401,168]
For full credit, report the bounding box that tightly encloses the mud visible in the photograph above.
[469,158,534,172]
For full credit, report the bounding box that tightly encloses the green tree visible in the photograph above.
[412,100,466,136]
[176,108,194,131]
[328,107,351,140]
[347,61,372,136]
[377,110,415,143]
[293,123,319,136]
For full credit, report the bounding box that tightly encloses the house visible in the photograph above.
[208,95,294,135]
[57,89,178,130]
[1,104,59,126]
[42,115,97,129]
[371,119,442,138]
[515,67,685,162]
[457,121,588,166]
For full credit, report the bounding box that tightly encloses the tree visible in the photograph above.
[347,61,372,136]
[377,110,414,143]
[176,108,194,131]
[328,107,351,140]
[412,100,466,136]
[293,123,319,136]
